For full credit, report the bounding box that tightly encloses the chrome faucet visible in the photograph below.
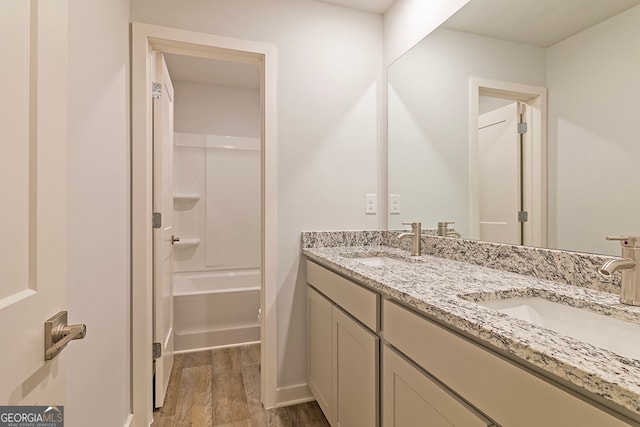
[599,236,640,305]
[437,221,461,238]
[399,222,421,256]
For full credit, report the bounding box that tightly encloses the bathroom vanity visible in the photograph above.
[303,231,640,426]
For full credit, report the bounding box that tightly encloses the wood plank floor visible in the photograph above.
[152,344,330,427]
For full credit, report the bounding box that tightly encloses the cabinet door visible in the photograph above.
[382,346,493,427]
[383,300,634,427]
[333,306,379,427]
[308,286,333,421]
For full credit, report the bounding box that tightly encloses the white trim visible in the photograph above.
[131,22,278,427]
[122,414,134,427]
[174,133,260,151]
[274,384,314,407]
[468,77,547,247]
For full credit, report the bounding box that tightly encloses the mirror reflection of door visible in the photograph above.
[470,80,547,248]
[478,101,522,245]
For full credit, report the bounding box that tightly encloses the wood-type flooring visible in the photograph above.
[151,344,330,427]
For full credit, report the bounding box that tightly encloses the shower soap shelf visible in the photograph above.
[173,193,200,210]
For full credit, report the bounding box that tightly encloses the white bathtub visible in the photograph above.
[173,269,261,353]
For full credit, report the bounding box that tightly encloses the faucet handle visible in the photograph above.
[606,236,640,248]
[401,222,421,228]
[438,221,456,227]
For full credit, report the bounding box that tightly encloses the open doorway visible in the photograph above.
[164,53,262,355]
[152,50,263,408]
[468,77,547,247]
[131,23,278,426]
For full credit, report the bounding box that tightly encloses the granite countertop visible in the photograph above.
[303,244,640,419]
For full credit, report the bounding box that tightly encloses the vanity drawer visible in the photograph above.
[306,260,378,331]
[383,299,632,427]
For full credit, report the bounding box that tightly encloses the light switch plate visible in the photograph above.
[365,194,377,214]
[389,194,400,214]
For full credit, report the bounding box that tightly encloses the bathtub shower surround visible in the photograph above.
[173,133,261,352]
[173,133,260,272]
[173,270,260,352]
[301,230,621,294]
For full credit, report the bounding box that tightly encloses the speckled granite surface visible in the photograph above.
[302,230,621,293]
[302,231,640,419]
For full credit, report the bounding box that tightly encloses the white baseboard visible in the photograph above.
[122,413,134,427]
[274,383,314,407]
[174,325,260,352]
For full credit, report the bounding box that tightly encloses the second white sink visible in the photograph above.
[356,256,406,267]
[476,297,640,361]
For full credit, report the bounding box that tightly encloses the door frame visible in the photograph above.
[468,77,547,247]
[131,22,278,426]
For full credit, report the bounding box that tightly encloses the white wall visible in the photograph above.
[131,0,382,398]
[67,0,130,425]
[388,28,546,235]
[383,0,470,66]
[173,80,260,137]
[546,5,640,255]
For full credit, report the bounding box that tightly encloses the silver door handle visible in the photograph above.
[44,311,87,361]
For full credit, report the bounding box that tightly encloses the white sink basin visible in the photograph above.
[477,297,640,360]
[356,256,406,267]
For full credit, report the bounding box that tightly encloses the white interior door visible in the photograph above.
[153,52,175,408]
[0,0,73,406]
[478,102,521,245]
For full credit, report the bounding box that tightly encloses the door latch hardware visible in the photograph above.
[44,311,87,361]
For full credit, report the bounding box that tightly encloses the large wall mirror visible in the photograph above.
[388,0,640,256]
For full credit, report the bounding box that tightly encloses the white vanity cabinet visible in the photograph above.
[383,299,634,427]
[307,286,333,417]
[306,257,637,426]
[306,261,379,427]
[383,345,494,427]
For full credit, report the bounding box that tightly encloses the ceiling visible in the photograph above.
[443,0,640,47]
[312,0,395,14]
[164,54,260,89]
[163,0,640,87]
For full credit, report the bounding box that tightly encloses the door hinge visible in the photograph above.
[518,211,529,223]
[153,342,162,359]
[518,122,528,134]
[152,212,162,229]
[152,82,162,99]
